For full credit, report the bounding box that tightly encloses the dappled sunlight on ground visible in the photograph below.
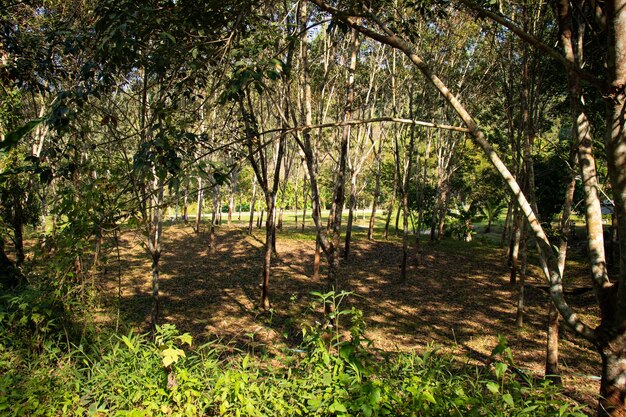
[98,220,601,409]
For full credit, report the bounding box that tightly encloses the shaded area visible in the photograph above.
[98,221,600,407]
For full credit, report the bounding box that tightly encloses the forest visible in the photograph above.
[1,0,625,415]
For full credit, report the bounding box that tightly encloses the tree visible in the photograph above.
[305,0,626,414]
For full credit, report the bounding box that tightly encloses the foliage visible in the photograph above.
[447,201,478,241]
[534,152,575,226]
[0,291,586,417]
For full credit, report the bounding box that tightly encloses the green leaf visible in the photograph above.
[307,397,321,411]
[2,118,44,154]
[322,372,332,386]
[494,362,507,379]
[339,344,354,360]
[120,335,135,352]
[162,347,185,367]
[178,333,193,346]
[329,401,347,413]
[502,393,514,407]
[422,390,436,404]
[369,387,381,405]
[486,381,500,394]
[160,31,176,43]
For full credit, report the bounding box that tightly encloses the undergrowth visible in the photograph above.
[0,288,586,416]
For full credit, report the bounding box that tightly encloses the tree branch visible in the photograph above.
[456,0,606,91]
[257,116,470,137]
[307,0,597,342]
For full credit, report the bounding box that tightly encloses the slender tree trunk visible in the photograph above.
[228,187,235,226]
[314,235,320,280]
[436,186,448,242]
[343,174,357,259]
[249,177,257,235]
[238,193,242,221]
[183,186,189,224]
[544,301,562,385]
[295,165,300,228]
[330,27,360,260]
[400,100,417,281]
[384,168,397,239]
[195,177,203,233]
[368,144,382,240]
[415,135,430,263]
[302,178,308,231]
[509,209,522,285]
[501,198,513,247]
[260,195,275,310]
[516,221,527,327]
[278,207,284,231]
[297,0,339,297]
[395,203,402,235]
[149,182,164,330]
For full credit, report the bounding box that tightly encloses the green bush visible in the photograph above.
[0,291,587,416]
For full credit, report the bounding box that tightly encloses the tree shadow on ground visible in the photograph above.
[99,221,600,406]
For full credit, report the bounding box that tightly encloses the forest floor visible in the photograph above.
[98,217,601,411]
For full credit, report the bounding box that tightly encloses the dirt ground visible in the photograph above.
[98,220,601,410]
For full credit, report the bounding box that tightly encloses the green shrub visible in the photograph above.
[0,292,587,416]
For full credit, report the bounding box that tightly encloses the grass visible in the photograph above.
[9,207,602,414]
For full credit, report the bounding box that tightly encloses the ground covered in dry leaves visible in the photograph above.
[99,219,600,410]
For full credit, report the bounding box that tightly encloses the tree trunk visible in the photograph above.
[149,182,164,330]
[150,253,160,330]
[278,207,284,231]
[415,135,430,263]
[599,333,626,417]
[394,203,402,235]
[302,183,308,231]
[249,177,257,235]
[501,197,513,247]
[545,303,561,384]
[368,145,382,240]
[436,182,448,241]
[329,27,359,259]
[509,210,522,285]
[238,193,242,221]
[485,218,493,234]
[183,185,189,225]
[13,218,24,268]
[400,100,417,281]
[295,165,300,228]
[516,221,528,327]
[343,174,357,259]
[209,225,216,254]
[195,177,203,233]
[384,168,397,240]
[260,195,275,310]
[228,189,234,226]
[314,234,320,280]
